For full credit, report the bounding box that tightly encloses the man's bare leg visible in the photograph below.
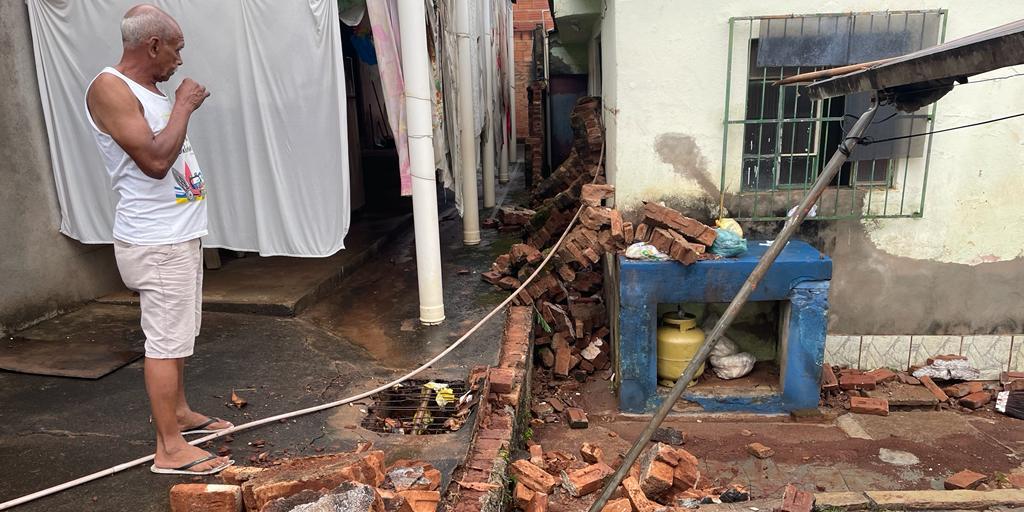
[146,357,228,470]
[173,358,231,431]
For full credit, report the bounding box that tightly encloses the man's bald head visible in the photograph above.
[121,4,181,49]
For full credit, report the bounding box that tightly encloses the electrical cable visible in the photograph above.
[859,111,1024,145]
[0,142,605,512]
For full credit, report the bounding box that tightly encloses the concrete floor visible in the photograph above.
[531,374,1024,511]
[0,179,523,511]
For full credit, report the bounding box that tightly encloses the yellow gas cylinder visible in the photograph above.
[657,312,706,386]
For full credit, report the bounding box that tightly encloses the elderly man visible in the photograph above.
[85,4,232,475]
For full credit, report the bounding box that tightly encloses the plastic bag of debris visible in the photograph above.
[702,313,740,358]
[912,358,981,381]
[709,352,756,379]
[624,242,670,261]
[709,228,747,257]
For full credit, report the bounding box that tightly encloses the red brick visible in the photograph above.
[580,184,615,206]
[746,442,774,459]
[641,202,717,246]
[780,484,814,512]
[959,391,992,409]
[511,243,543,266]
[821,365,839,392]
[944,469,987,490]
[525,492,548,512]
[240,451,385,511]
[514,482,535,510]
[623,222,634,244]
[647,227,675,256]
[510,460,558,494]
[839,373,877,391]
[497,276,521,291]
[529,444,545,468]
[622,476,658,512]
[488,368,515,395]
[580,443,604,464]
[945,381,983,398]
[919,376,949,402]
[866,368,897,383]
[638,459,674,498]
[849,396,889,416]
[566,407,589,429]
[170,484,242,512]
[397,490,439,512]
[897,372,920,385]
[481,271,503,285]
[553,333,572,377]
[561,462,613,497]
[633,223,651,243]
[600,498,633,512]
[927,354,967,365]
[673,459,701,491]
[220,466,264,486]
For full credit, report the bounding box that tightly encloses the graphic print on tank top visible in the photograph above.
[171,137,206,203]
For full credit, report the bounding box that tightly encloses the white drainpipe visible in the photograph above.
[499,2,512,183]
[482,0,496,208]
[456,0,481,245]
[507,3,518,165]
[397,0,445,325]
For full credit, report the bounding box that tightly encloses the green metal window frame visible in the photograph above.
[719,10,948,221]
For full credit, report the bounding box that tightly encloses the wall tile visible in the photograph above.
[859,335,911,370]
[909,335,963,368]
[1012,336,1024,373]
[961,335,1012,380]
[824,335,860,369]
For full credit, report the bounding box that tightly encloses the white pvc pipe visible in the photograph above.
[508,4,518,165]
[498,2,511,184]
[481,6,496,207]
[456,0,481,245]
[398,0,445,325]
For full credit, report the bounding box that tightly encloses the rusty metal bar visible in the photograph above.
[588,97,880,512]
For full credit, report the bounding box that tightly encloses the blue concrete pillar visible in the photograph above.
[617,283,658,414]
[781,280,830,410]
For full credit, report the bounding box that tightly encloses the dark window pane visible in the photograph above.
[742,157,775,190]
[778,156,815,186]
[781,121,816,154]
[782,86,815,118]
[746,80,779,120]
[855,159,891,183]
[742,123,778,157]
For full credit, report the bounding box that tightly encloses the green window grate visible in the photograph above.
[719,11,948,221]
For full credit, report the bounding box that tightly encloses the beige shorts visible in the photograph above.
[114,238,203,359]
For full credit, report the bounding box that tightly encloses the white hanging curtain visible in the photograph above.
[26,0,351,257]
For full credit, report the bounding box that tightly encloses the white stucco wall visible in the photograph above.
[599,1,1024,266]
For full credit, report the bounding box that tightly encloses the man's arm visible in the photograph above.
[86,75,209,180]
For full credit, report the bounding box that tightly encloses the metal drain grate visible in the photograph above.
[360,380,472,435]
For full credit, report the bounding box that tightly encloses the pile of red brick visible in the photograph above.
[169,449,441,512]
[509,440,748,511]
[822,354,1004,416]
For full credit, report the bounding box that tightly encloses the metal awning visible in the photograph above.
[804,18,1024,107]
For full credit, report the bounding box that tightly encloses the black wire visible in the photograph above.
[859,111,1024,145]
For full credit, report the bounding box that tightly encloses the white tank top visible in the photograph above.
[85,67,208,245]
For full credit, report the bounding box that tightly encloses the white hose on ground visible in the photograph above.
[0,158,599,510]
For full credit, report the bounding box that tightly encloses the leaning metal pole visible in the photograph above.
[588,97,879,512]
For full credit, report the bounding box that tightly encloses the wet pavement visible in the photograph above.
[0,178,523,511]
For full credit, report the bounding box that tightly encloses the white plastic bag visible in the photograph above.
[709,352,756,380]
[624,242,670,261]
[702,313,739,357]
